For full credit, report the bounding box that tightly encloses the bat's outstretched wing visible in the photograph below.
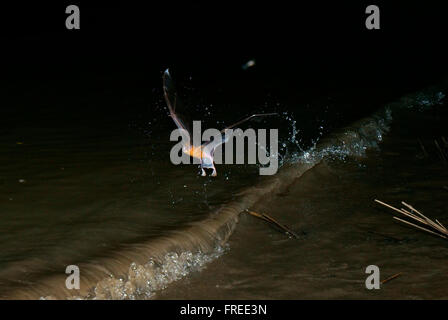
[163,69,192,137]
[163,69,277,162]
[220,113,277,133]
[201,113,277,159]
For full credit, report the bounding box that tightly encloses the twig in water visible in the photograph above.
[245,209,300,239]
[374,199,448,240]
[381,273,402,285]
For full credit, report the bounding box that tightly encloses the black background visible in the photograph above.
[2,1,447,132]
[4,2,447,87]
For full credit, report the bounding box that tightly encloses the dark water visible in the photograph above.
[1,63,447,298]
[159,100,448,299]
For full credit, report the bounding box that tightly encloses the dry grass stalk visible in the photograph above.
[245,209,300,239]
[435,139,447,163]
[374,199,448,240]
[435,137,448,163]
[418,139,428,158]
[417,137,447,163]
[442,136,448,148]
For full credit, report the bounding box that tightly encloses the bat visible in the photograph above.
[163,69,276,176]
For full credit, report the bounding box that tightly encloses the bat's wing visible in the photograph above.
[163,69,193,138]
[163,69,277,157]
[199,113,277,165]
[201,113,277,153]
[220,113,277,133]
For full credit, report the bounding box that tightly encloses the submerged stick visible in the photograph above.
[245,209,300,239]
[381,273,402,285]
[442,136,448,148]
[435,139,447,163]
[245,210,271,223]
[418,139,428,158]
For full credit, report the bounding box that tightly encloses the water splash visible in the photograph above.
[91,246,227,300]
[400,90,445,111]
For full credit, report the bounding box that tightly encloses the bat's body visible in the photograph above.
[179,130,232,177]
[187,145,203,159]
[163,69,275,176]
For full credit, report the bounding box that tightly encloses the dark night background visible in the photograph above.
[2,1,448,140]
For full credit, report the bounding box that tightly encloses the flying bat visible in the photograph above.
[163,69,276,176]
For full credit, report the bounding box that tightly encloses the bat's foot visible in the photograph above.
[200,167,217,177]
